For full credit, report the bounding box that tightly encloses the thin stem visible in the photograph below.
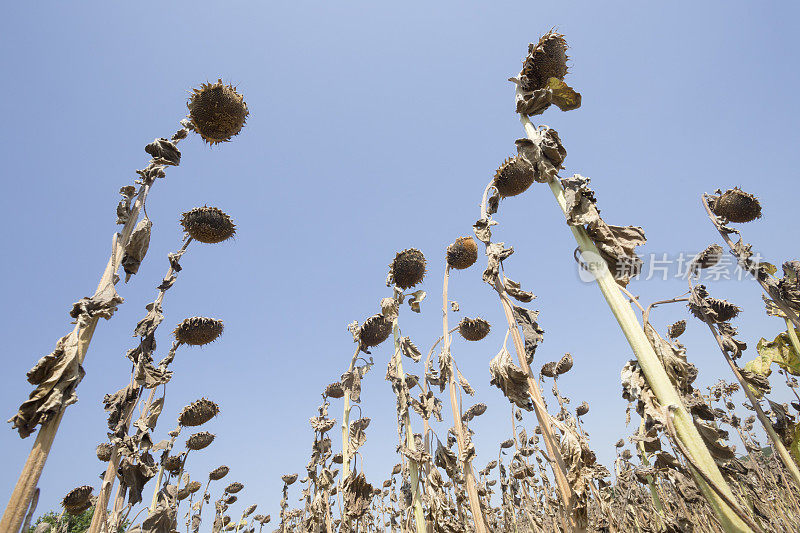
[520,114,750,531]
[442,266,487,532]
[703,318,800,488]
[391,320,426,533]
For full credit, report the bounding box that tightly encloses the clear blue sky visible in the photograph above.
[2,1,799,523]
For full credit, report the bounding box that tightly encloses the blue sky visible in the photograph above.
[2,1,799,524]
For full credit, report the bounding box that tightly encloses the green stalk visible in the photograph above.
[391,320,426,533]
[520,115,751,532]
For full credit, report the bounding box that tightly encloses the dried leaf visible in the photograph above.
[122,217,152,282]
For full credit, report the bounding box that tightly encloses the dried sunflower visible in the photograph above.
[711,188,762,223]
[446,236,478,270]
[181,206,236,244]
[458,317,491,341]
[389,249,427,289]
[174,317,224,346]
[187,80,249,145]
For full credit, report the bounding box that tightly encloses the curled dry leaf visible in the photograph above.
[121,217,152,282]
[489,346,532,410]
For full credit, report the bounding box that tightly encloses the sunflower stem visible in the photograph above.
[442,266,488,532]
[391,320,426,533]
[520,114,751,532]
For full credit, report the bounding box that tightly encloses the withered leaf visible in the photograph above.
[489,346,532,410]
[505,278,535,303]
[10,331,86,438]
[399,336,421,362]
[122,217,152,282]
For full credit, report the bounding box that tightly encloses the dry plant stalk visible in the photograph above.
[1,123,190,533]
[441,265,488,532]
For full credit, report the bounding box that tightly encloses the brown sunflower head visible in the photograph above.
[520,30,569,92]
[446,236,478,270]
[96,443,113,462]
[281,473,298,485]
[540,361,557,378]
[324,382,345,399]
[694,244,724,270]
[708,298,741,323]
[181,206,236,244]
[493,156,535,198]
[576,402,589,416]
[163,455,183,474]
[711,188,762,223]
[389,248,427,289]
[187,80,249,145]
[186,431,215,451]
[458,317,491,341]
[174,317,224,346]
[187,480,202,494]
[209,465,230,481]
[62,486,93,515]
[225,481,244,494]
[359,314,393,348]
[179,398,220,427]
[668,320,687,339]
[555,353,573,375]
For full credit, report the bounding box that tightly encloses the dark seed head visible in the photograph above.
[225,481,244,494]
[325,382,345,399]
[186,431,215,451]
[188,80,249,145]
[389,249,427,289]
[521,31,569,92]
[181,206,236,244]
[711,188,762,223]
[209,465,230,481]
[62,486,93,515]
[458,317,491,341]
[163,455,183,474]
[493,156,535,198]
[178,398,220,427]
[359,314,393,348]
[541,362,557,378]
[668,320,687,339]
[694,244,724,270]
[446,237,478,270]
[174,317,224,346]
[555,353,574,375]
[96,443,113,462]
[576,402,589,416]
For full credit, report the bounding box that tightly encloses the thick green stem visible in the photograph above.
[520,115,750,532]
